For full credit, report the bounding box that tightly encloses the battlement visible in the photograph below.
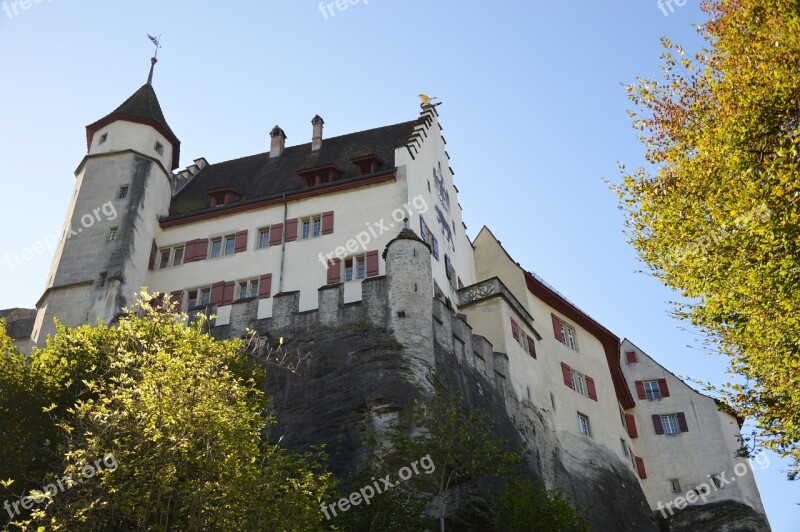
[205,274,509,394]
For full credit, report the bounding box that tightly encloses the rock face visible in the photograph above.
[657,500,772,532]
[211,286,657,529]
[205,236,757,531]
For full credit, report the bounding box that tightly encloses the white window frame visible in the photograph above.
[661,414,680,435]
[187,287,211,310]
[570,369,588,397]
[117,184,129,199]
[236,279,260,300]
[157,245,185,270]
[301,215,323,240]
[644,380,662,400]
[344,254,367,282]
[577,413,591,437]
[107,227,119,242]
[209,234,236,259]
[560,321,578,351]
[257,227,270,249]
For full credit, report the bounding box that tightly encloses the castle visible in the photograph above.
[2,59,770,530]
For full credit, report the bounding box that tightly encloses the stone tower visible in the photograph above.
[31,58,180,345]
[384,229,434,369]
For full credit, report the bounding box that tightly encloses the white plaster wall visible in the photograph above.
[146,179,407,312]
[471,228,635,469]
[89,121,174,172]
[394,112,476,304]
[621,340,767,516]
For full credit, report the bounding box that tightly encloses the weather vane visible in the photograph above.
[147,33,162,58]
[419,94,442,109]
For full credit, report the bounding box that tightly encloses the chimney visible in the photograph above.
[270,126,286,158]
[311,115,324,151]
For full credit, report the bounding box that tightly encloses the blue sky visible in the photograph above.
[0,0,796,528]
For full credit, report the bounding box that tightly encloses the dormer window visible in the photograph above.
[154,141,164,156]
[351,155,383,176]
[297,164,344,188]
[207,188,243,208]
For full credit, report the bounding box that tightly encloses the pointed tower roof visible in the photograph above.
[85,63,181,170]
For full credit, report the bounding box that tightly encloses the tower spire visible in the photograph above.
[145,33,162,85]
[147,56,157,86]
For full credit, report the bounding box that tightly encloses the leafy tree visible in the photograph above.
[339,384,587,531]
[3,293,336,531]
[614,0,800,477]
[489,476,588,532]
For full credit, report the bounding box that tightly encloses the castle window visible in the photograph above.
[344,255,367,282]
[154,141,164,155]
[559,320,579,351]
[117,185,129,199]
[301,215,322,239]
[351,155,383,176]
[187,287,211,310]
[210,235,236,259]
[236,279,259,300]
[257,228,270,249]
[711,473,723,489]
[643,380,661,400]
[157,246,184,269]
[97,272,107,287]
[670,479,682,493]
[107,227,118,242]
[661,414,680,435]
[98,133,108,145]
[577,413,591,437]
[571,370,588,397]
[621,439,630,458]
[432,236,439,260]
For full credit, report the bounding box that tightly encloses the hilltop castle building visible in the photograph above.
[3,61,769,530]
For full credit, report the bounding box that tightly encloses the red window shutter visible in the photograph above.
[285,218,298,242]
[322,211,334,235]
[169,290,183,307]
[327,258,341,284]
[210,281,226,306]
[625,351,637,364]
[234,230,248,253]
[221,281,235,305]
[527,336,537,358]
[511,318,520,340]
[625,414,638,438]
[658,378,670,398]
[269,224,283,246]
[676,412,689,433]
[652,414,664,435]
[586,376,598,401]
[258,274,272,299]
[635,457,647,479]
[561,362,573,389]
[366,250,380,277]
[635,380,646,400]
[185,239,209,262]
[552,313,564,342]
[149,239,158,270]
